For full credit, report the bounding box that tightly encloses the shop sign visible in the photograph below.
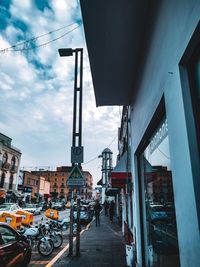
[149,119,168,154]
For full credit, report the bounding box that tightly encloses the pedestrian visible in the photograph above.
[109,200,115,222]
[104,200,109,216]
[94,199,102,226]
[48,200,52,209]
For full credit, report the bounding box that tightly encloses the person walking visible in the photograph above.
[104,200,109,216]
[48,200,52,209]
[94,199,102,226]
[109,200,115,223]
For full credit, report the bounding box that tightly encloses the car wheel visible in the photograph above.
[22,250,31,266]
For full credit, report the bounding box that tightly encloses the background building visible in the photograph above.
[0,133,21,202]
[32,166,93,201]
[80,171,93,200]
[22,171,40,203]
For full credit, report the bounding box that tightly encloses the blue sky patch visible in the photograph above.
[34,0,52,12]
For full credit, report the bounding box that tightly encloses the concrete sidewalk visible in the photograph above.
[53,213,127,267]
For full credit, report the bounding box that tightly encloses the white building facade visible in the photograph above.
[80,1,200,266]
[0,133,21,196]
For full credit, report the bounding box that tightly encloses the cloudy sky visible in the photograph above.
[0,0,121,186]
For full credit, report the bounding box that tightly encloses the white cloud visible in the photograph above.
[0,0,120,187]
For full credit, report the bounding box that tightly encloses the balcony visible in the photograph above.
[1,162,10,171]
[10,165,18,174]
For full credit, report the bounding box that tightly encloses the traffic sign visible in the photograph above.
[67,165,85,187]
[71,146,84,163]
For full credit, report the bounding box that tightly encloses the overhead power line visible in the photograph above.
[83,134,118,165]
[0,23,81,54]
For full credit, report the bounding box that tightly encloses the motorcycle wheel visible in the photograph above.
[38,239,54,257]
[51,233,63,248]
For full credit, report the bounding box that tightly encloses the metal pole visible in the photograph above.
[72,50,78,162]
[76,189,81,256]
[68,190,74,257]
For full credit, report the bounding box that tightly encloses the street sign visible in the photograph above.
[67,165,85,187]
[71,146,84,163]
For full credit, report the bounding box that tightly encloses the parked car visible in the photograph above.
[0,222,31,266]
[38,202,48,211]
[51,202,65,210]
[0,203,21,214]
[22,204,41,215]
[73,205,93,224]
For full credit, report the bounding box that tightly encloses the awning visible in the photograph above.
[97,178,103,186]
[0,189,6,198]
[44,194,51,198]
[110,152,132,188]
[80,0,148,106]
[105,188,120,196]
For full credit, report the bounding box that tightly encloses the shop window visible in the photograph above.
[141,117,180,267]
[9,175,13,190]
[0,173,5,188]
[187,46,200,154]
[10,156,16,170]
[180,22,200,158]
[2,153,8,165]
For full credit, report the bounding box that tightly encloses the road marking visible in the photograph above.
[45,218,95,267]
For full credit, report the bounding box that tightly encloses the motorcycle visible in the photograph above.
[48,217,70,232]
[19,221,54,257]
[44,221,63,248]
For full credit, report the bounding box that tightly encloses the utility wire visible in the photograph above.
[0,23,80,53]
[83,134,118,165]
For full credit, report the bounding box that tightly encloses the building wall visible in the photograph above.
[23,171,39,201]
[0,133,21,192]
[33,169,69,199]
[39,176,50,196]
[130,1,200,267]
[80,171,93,200]
[32,167,93,200]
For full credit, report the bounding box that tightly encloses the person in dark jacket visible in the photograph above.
[48,200,52,209]
[94,199,102,226]
[109,200,115,222]
[104,200,109,216]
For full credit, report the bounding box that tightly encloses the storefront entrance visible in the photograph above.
[141,117,180,267]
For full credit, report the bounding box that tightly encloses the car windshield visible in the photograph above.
[0,204,12,211]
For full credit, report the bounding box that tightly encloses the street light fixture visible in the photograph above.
[58,47,83,257]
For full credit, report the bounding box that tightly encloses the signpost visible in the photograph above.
[67,165,84,256]
[59,48,84,258]
[67,166,85,187]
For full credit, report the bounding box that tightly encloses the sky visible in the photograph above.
[0,0,121,187]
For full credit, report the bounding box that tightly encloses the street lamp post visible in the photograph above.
[58,48,83,257]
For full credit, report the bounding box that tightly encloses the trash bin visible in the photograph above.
[45,208,59,220]
[0,212,22,230]
[16,210,33,226]
[126,243,136,267]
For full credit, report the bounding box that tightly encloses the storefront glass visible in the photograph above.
[142,118,180,267]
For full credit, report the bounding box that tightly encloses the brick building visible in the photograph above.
[32,166,93,201]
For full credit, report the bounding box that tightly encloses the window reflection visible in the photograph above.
[143,119,180,267]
